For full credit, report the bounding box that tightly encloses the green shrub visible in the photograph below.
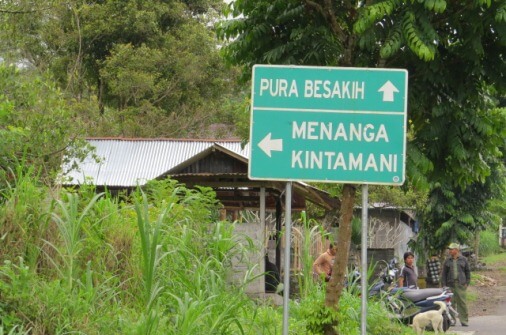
[479,229,500,257]
[292,286,339,335]
[291,283,413,335]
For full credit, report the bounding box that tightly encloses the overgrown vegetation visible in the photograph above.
[1,0,504,333]
[1,173,418,334]
[0,175,250,334]
[479,229,502,257]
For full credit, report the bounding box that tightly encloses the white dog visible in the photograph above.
[412,301,446,335]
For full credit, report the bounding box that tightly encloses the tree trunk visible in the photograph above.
[325,183,356,309]
[98,76,105,115]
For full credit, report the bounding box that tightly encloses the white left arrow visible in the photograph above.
[258,133,283,157]
[378,80,399,102]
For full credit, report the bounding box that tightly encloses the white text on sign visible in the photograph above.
[259,79,366,100]
[291,151,398,173]
[292,122,389,142]
[290,121,397,173]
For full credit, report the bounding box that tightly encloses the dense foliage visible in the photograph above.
[0,0,243,138]
[0,174,408,334]
[218,0,506,245]
[0,64,93,190]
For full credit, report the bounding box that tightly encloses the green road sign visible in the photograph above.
[248,65,408,185]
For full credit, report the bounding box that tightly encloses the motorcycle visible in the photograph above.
[368,258,458,331]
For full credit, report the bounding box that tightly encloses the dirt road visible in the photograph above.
[467,256,506,317]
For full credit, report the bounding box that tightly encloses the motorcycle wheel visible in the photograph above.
[442,313,451,331]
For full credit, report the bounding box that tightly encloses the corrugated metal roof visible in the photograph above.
[62,138,250,187]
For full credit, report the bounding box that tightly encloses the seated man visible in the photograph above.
[265,254,281,293]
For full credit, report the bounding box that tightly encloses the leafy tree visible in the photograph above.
[0,0,243,138]
[218,0,506,321]
[413,106,506,254]
[0,64,90,190]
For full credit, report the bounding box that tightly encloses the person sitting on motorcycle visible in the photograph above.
[398,251,418,288]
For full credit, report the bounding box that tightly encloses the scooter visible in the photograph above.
[387,286,457,330]
[369,258,458,331]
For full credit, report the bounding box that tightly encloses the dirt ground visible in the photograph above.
[466,255,506,317]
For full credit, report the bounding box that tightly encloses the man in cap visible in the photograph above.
[441,242,471,326]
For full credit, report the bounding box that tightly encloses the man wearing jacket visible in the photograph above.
[441,242,471,326]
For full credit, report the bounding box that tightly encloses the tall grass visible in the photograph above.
[479,229,501,256]
[0,165,50,268]
[46,191,104,290]
[132,190,175,335]
[158,215,254,334]
[1,176,420,334]
[134,191,171,312]
[131,182,258,334]
[0,325,31,335]
[296,211,329,298]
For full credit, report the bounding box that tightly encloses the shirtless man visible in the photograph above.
[313,243,337,282]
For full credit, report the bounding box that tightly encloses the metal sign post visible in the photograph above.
[282,182,292,335]
[361,184,369,335]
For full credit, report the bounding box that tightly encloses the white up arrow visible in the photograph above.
[258,133,283,157]
[378,80,399,102]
